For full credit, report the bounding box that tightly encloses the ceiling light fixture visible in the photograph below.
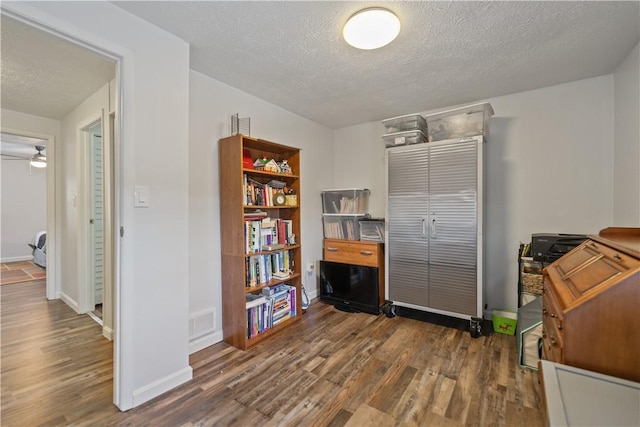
[30,146,46,168]
[343,7,400,50]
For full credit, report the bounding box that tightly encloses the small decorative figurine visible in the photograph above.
[278,160,292,175]
[253,156,268,170]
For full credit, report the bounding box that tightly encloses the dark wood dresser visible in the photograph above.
[541,227,640,382]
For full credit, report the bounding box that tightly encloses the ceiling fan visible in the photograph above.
[0,145,47,168]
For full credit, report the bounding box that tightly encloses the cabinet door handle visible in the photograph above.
[327,247,338,252]
[360,250,373,256]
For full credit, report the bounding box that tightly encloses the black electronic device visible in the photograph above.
[319,260,380,315]
[531,233,587,264]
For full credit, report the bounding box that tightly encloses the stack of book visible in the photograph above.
[244,217,294,253]
[245,284,297,339]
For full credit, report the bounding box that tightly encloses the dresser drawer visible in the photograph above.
[542,332,563,363]
[542,279,565,363]
[323,240,381,267]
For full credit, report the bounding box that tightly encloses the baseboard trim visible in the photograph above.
[1,255,33,263]
[132,365,193,408]
[189,330,223,354]
[59,291,80,313]
[305,286,319,302]
[103,325,114,341]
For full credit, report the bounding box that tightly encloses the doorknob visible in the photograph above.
[90,219,94,224]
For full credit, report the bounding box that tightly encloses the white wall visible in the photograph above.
[188,70,335,352]
[333,75,615,312]
[4,1,191,410]
[0,160,47,261]
[334,122,387,218]
[0,109,60,262]
[613,42,640,226]
[58,83,109,309]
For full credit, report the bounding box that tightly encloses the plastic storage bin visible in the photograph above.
[382,130,427,147]
[323,215,368,240]
[425,102,494,142]
[321,189,370,214]
[359,218,385,242]
[493,309,517,335]
[383,114,427,134]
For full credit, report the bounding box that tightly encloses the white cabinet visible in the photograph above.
[385,136,484,333]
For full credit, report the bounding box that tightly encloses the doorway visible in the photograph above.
[86,122,105,323]
[1,8,122,408]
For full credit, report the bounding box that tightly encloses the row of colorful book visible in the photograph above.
[244,217,294,254]
[245,250,293,288]
[245,284,297,339]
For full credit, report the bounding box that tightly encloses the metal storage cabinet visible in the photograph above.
[385,136,484,335]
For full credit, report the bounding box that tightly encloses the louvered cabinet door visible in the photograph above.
[387,146,430,307]
[427,139,479,316]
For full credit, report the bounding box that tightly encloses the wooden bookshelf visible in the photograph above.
[219,134,302,350]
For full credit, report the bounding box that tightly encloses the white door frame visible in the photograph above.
[1,6,126,409]
[77,114,104,315]
[0,127,56,301]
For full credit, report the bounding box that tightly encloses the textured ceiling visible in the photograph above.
[1,2,638,129]
[113,1,640,128]
[0,14,116,121]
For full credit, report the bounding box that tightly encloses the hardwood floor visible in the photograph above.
[1,280,544,426]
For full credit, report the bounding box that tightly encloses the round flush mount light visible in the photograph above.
[343,7,400,50]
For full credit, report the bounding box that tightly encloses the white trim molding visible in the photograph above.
[0,256,34,263]
[189,331,223,355]
[132,366,193,408]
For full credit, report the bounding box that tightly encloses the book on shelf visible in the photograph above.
[245,251,294,287]
[262,283,288,296]
[246,293,267,309]
[243,175,289,207]
[273,313,291,326]
[272,271,289,280]
[244,218,294,253]
[264,243,285,251]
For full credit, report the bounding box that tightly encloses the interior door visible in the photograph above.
[387,145,430,308]
[90,129,104,308]
[427,139,478,315]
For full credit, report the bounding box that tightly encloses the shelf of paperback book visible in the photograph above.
[244,272,301,293]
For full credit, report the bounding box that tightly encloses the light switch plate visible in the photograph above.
[134,186,150,208]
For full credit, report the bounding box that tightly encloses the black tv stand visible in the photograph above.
[333,303,360,313]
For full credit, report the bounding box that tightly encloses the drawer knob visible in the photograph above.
[360,250,373,256]
[543,308,548,316]
[327,247,338,252]
[557,321,562,330]
[613,254,622,261]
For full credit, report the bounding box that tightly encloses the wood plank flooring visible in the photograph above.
[1,279,544,426]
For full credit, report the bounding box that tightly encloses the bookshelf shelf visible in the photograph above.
[219,133,302,350]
